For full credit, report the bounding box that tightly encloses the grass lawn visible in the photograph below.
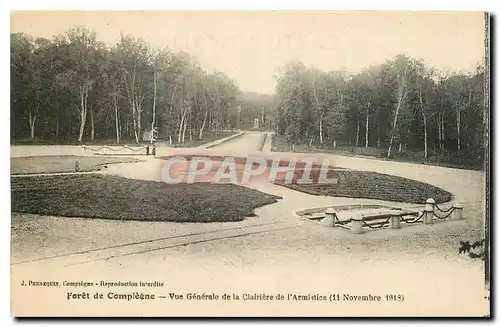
[11,131,239,148]
[11,174,281,222]
[274,169,452,204]
[157,154,451,204]
[169,131,239,148]
[271,134,484,171]
[10,156,142,175]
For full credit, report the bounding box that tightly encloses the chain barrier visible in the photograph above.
[333,214,349,226]
[361,216,391,229]
[400,211,425,224]
[433,208,455,220]
[325,199,462,233]
[82,145,148,153]
[435,204,454,213]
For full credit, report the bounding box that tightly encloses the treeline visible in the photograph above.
[275,55,487,162]
[11,26,271,144]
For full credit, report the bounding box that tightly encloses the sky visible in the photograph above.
[11,11,486,94]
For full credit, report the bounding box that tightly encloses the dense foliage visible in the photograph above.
[274,55,487,163]
[11,26,488,169]
[11,27,275,145]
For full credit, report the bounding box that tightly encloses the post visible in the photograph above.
[350,218,363,234]
[452,203,463,220]
[390,213,401,229]
[322,208,336,227]
[424,198,435,224]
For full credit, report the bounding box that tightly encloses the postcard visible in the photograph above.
[10,10,490,317]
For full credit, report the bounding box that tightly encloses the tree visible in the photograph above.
[441,73,472,152]
[10,27,486,171]
[412,60,437,158]
[54,26,103,143]
[115,34,152,143]
[386,55,412,158]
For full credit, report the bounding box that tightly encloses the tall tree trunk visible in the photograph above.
[113,91,120,144]
[417,90,428,158]
[124,65,139,143]
[441,109,444,150]
[178,108,187,144]
[262,109,265,129]
[55,108,59,138]
[199,110,208,140]
[137,102,142,143]
[319,114,324,146]
[437,113,441,151]
[215,110,221,136]
[151,69,157,143]
[423,115,428,158]
[456,102,461,151]
[28,111,37,140]
[132,110,139,144]
[131,92,143,144]
[441,113,445,149]
[189,112,193,141]
[387,69,408,158]
[77,88,88,143]
[438,101,445,150]
[178,114,184,144]
[90,105,95,141]
[128,88,139,143]
[355,115,360,147]
[456,91,472,152]
[311,75,324,145]
[388,108,400,157]
[388,95,404,157]
[55,118,59,138]
[167,86,177,141]
[365,102,370,148]
[377,123,380,148]
[182,116,187,143]
[208,110,212,131]
[78,112,86,143]
[236,105,241,130]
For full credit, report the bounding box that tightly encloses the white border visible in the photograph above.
[3,1,497,325]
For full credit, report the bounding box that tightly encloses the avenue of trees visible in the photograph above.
[11,26,271,145]
[11,26,487,168]
[274,55,487,164]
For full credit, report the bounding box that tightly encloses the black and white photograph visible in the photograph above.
[9,10,490,317]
